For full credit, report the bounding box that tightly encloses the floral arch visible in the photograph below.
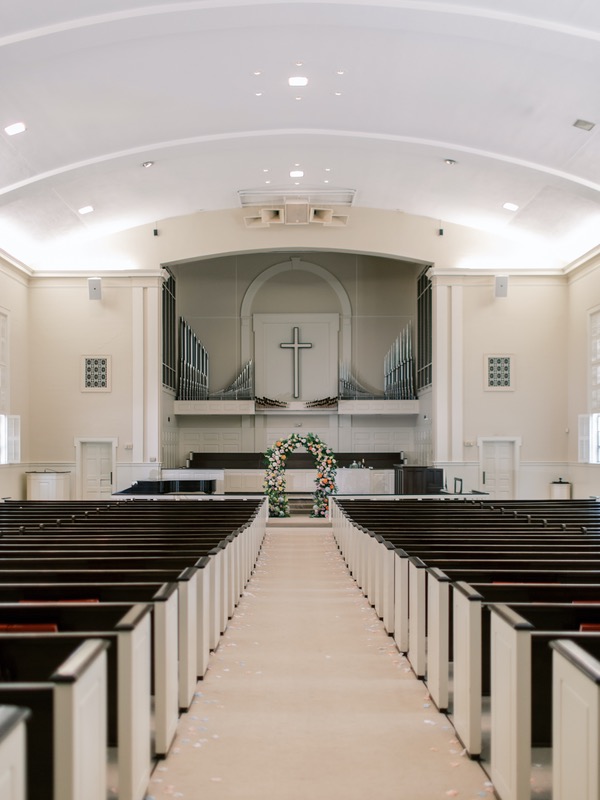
[263,433,337,518]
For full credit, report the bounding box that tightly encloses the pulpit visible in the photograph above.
[394,465,443,495]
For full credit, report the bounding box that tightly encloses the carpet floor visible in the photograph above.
[145,519,495,800]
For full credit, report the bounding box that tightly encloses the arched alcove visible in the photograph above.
[240,257,352,365]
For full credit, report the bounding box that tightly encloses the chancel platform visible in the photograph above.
[153,453,443,497]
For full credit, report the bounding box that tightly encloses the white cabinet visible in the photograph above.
[26,471,71,500]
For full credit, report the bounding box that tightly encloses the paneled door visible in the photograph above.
[478,438,520,499]
[79,441,114,499]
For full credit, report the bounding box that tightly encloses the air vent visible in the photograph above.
[238,187,356,207]
[574,118,595,132]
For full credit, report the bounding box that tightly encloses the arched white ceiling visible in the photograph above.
[1,0,600,271]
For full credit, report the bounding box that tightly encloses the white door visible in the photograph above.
[479,439,518,499]
[81,441,114,499]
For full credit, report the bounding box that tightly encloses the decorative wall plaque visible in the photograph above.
[82,356,111,392]
[485,355,513,390]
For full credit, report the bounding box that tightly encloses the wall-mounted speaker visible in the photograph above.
[88,277,102,300]
[494,275,508,298]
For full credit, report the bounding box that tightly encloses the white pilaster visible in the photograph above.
[431,273,464,464]
[132,276,164,465]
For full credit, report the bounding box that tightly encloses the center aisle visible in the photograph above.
[146,519,493,800]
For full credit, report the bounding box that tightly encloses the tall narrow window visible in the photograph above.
[0,312,7,414]
[162,268,177,391]
[0,311,20,465]
[417,267,432,391]
[591,310,600,414]
[579,309,600,463]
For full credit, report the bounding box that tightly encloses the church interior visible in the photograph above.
[1,0,600,502]
[0,3,599,800]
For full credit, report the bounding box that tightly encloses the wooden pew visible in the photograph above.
[1,498,268,647]
[426,564,600,753]
[0,604,152,800]
[550,639,600,800]
[0,565,202,715]
[0,705,30,800]
[332,498,600,779]
[386,536,600,668]
[447,579,600,757]
[0,580,181,756]
[489,605,600,800]
[0,591,178,759]
[0,554,215,661]
[328,504,600,776]
[408,553,600,665]
[0,498,267,794]
[0,539,226,663]
[0,637,108,800]
[0,526,262,665]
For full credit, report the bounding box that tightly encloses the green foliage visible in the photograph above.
[263,432,337,517]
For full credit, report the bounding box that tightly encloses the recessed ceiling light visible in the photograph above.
[263,168,269,173]
[334,92,342,96]
[444,159,456,166]
[295,96,302,101]
[336,70,345,75]
[290,170,304,178]
[78,205,94,215]
[294,182,300,186]
[255,92,263,97]
[289,76,308,87]
[503,202,519,212]
[573,118,595,131]
[141,161,154,168]
[324,180,329,184]
[4,122,26,136]
[294,163,300,167]
[253,70,262,76]
[265,180,271,184]
[325,168,331,172]
[295,61,303,67]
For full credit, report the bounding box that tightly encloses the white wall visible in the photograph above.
[27,277,136,463]
[461,274,568,464]
[56,207,554,274]
[3,204,600,499]
[0,270,166,497]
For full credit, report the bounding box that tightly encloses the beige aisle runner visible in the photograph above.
[146,523,494,800]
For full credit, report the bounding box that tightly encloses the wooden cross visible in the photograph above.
[280,327,312,398]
